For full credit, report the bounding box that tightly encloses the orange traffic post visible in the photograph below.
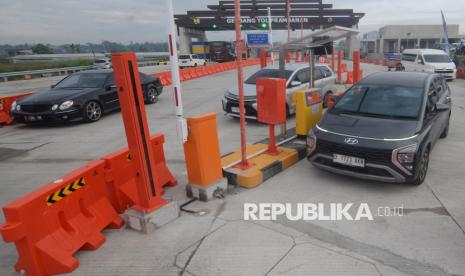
[111,52,178,232]
[337,50,342,83]
[256,78,287,155]
[183,113,227,200]
[353,50,360,83]
[260,49,267,68]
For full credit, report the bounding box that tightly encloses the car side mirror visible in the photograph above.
[435,103,449,112]
[290,81,302,87]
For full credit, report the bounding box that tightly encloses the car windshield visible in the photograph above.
[245,69,293,85]
[55,73,108,89]
[179,55,191,59]
[423,54,451,63]
[332,85,424,119]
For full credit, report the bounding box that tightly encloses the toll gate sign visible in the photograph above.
[247,33,270,47]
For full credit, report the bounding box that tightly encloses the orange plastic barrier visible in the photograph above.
[456,68,464,79]
[0,160,124,276]
[0,93,31,126]
[183,113,223,186]
[102,134,176,214]
[346,71,354,85]
[341,64,347,73]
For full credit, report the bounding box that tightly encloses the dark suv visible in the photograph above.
[307,72,452,185]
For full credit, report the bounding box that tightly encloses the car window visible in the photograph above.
[295,69,310,83]
[401,53,417,62]
[245,69,293,85]
[106,74,115,85]
[179,55,190,59]
[319,67,332,77]
[314,69,323,81]
[332,85,424,119]
[55,73,108,89]
[424,54,451,63]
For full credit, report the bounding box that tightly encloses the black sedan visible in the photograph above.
[11,70,163,123]
[307,72,451,185]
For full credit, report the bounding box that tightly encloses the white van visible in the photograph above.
[178,54,206,68]
[94,58,112,69]
[399,49,456,80]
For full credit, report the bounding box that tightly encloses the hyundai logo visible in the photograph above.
[344,138,359,145]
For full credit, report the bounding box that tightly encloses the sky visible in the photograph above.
[0,0,464,45]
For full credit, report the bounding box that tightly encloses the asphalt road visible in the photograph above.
[1,63,465,276]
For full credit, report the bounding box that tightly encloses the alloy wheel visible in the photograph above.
[86,101,102,121]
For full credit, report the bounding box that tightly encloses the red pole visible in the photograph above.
[353,50,360,83]
[234,0,250,169]
[337,50,342,83]
[267,124,278,155]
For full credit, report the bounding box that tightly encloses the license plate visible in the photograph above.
[333,154,365,168]
[231,106,240,113]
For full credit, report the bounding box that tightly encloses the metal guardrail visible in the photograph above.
[0,61,170,82]
[0,65,97,82]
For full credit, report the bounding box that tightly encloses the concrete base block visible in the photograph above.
[186,178,228,201]
[124,200,179,234]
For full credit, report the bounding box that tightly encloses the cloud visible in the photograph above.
[0,0,463,44]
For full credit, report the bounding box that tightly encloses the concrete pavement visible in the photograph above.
[1,63,465,275]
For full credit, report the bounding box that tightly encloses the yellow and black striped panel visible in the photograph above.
[46,177,86,206]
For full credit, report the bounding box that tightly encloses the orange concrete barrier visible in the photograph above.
[0,92,31,126]
[0,160,124,276]
[183,113,223,186]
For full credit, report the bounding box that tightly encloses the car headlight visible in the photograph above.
[59,100,74,110]
[306,128,317,156]
[393,144,417,172]
[11,101,17,111]
[51,104,59,111]
[16,104,21,111]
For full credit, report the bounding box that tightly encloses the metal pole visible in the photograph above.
[268,7,274,65]
[279,46,287,136]
[166,0,187,144]
[310,48,315,87]
[287,0,291,42]
[234,0,250,169]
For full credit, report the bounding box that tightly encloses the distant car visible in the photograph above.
[307,72,452,185]
[399,49,456,80]
[94,58,112,69]
[222,63,337,119]
[11,70,162,123]
[178,54,207,68]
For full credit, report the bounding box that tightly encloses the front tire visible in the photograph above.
[145,85,159,104]
[408,147,430,186]
[82,101,103,123]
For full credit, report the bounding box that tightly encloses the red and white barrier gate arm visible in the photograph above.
[166,0,188,145]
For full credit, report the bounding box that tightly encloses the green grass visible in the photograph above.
[0,60,94,73]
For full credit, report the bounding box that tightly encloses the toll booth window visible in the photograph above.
[245,69,293,85]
